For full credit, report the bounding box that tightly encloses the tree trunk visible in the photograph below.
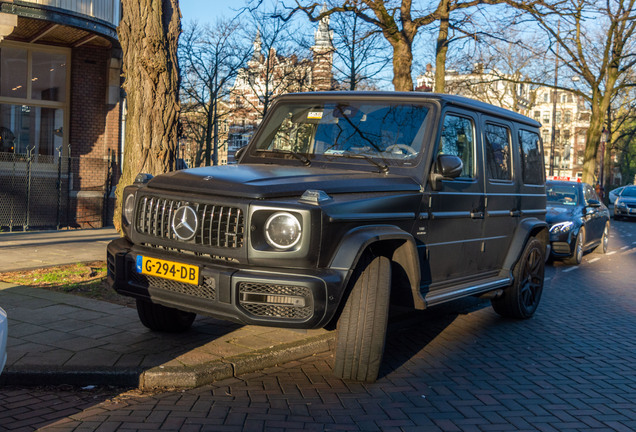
[114,0,181,231]
[434,0,450,93]
[389,38,414,91]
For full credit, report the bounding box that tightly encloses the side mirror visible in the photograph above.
[429,155,463,191]
[234,146,247,162]
[587,199,601,208]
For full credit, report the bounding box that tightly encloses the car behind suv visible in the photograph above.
[108,92,548,382]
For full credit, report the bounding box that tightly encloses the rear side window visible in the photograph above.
[518,129,544,185]
[438,114,475,178]
[485,123,512,181]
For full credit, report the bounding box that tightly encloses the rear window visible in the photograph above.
[518,129,544,185]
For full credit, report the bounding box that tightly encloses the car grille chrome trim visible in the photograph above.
[136,196,244,249]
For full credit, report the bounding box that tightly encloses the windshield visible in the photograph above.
[621,186,636,197]
[547,183,579,205]
[250,101,430,168]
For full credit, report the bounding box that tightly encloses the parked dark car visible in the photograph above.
[546,180,610,264]
[613,185,636,220]
[608,185,626,205]
[108,92,549,382]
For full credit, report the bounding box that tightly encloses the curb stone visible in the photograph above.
[140,332,336,390]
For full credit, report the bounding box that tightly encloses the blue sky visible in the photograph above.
[179,0,249,24]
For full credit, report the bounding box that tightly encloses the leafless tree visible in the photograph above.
[179,20,249,166]
[328,6,391,90]
[517,0,636,184]
[281,0,551,92]
[233,7,313,119]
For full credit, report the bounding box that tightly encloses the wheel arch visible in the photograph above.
[503,218,549,272]
[327,225,423,326]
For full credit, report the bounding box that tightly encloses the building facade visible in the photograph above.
[0,0,121,230]
[226,11,334,162]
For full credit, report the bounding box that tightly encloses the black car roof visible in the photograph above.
[279,91,541,129]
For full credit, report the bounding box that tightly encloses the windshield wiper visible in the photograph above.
[270,149,311,166]
[341,150,389,174]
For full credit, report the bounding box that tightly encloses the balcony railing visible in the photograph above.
[18,0,120,27]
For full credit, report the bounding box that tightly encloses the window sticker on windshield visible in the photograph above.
[307,111,323,119]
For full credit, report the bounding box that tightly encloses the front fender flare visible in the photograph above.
[329,225,423,309]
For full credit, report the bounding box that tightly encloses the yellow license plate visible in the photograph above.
[136,255,199,285]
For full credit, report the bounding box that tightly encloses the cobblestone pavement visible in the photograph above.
[2,221,635,431]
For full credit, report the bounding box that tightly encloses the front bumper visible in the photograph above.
[549,230,576,258]
[614,206,636,218]
[107,238,346,329]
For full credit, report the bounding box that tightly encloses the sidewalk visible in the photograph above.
[0,229,333,389]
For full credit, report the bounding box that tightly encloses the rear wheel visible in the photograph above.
[136,298,196,332]
[334,254,391,382]
[492,237,545,319]
[566,228,585,265]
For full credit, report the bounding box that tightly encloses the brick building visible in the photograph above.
[226,10,334,161]
[0,0,121,230]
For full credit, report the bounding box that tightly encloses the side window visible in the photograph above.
[485,123,512,181]
[584,185,598,203]
[518,129,544,185]
[437,114,474,178]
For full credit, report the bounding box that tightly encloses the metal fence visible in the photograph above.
[0,148,116,231]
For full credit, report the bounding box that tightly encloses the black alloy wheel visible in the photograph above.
[492,237,545,319]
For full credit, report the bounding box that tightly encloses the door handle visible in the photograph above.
[471,211,484,219]
[509,210,521,217]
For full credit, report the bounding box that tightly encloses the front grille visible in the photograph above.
[136,196,244,249]
[131,271,217,300]
[238,282,312,320]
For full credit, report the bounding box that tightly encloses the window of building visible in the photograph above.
[0,42,69,161]
[543,113,550,124]
[543,92,549,102]
[564,110,571,123]
[556,111,561,124]
[534,110,540,120]
[485,123,511,181]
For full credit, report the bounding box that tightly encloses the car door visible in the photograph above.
[481,118,518,273]
[418,109,487,290]
[583,183,603,243]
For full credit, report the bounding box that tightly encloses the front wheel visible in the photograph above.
[492,237,545,319]
[566,228,585,265]
[136,298,196,332]
[334,254,391,382]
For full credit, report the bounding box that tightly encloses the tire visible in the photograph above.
[334,254,391,382]
[594,222,609,254]
[136,298,196,332]
[566,228,585,265]
[492,237,545,319]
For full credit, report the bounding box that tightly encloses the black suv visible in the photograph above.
[108,92,548,382]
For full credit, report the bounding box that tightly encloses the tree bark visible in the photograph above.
[434,0,450,93]
[113,0,181,231]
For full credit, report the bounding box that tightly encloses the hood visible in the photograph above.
[617,196,636,205]
[546,204,578,225]
[146,164,421,199]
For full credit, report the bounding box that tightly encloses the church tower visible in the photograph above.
[311,5,334,91]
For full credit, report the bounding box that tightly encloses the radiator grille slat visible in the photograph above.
[136,196,244,249]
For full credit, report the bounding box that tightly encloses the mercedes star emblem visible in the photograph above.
[172,206,198,241]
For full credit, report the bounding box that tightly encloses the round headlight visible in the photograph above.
[123,193,136,225]
[264,212,302,250]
